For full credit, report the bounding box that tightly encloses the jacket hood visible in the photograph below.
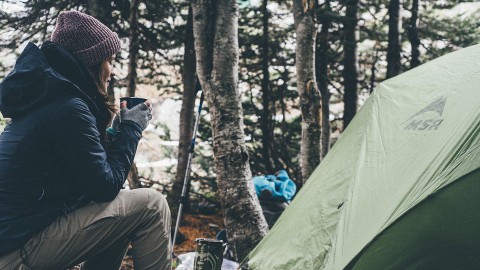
[0,42,103,119]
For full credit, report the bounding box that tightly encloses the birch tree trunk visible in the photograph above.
[343,0,358,130]
[169,6,197,216]
[407,0,420,68]
[316,0,331,159]
[126,0,142,189]
[387,0,401,78]
[293,0,321,183]
[192,0,268,261]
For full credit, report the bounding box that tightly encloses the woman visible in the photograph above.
[0,11,171,269]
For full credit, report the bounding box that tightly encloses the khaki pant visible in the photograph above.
[0,189,172,270]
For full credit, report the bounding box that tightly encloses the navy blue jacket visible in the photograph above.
[0,42,142,256]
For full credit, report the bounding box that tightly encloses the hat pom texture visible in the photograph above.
[51,11,121,67]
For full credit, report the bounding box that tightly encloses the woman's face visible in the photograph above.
[101,56,115,89]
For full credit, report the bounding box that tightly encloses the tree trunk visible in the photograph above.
[127,0,140,97]
[192,0,268,261]
[86,0,112,25]
[42,8,49,40]
[278,68,298,178]
[127,163,142,189]
[293,0,321,183]
[86,0,115,103]
[343,0,358,130]
[260,0,274,172]
[126,0,142,189]
[408,0,420,68]
[107,77,116,104]
[316,0,331,159]
[387,0,401,78]
[169,6,197,217]
[370,47,379,93]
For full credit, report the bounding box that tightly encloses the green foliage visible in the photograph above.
[134,0,185,89]
[0,0,185,93]
[238,0,302,180]
[416,2,480,60]
[352,0,480,94]
[1,0,478,201]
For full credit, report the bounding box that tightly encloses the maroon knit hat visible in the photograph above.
[51,11,121,67]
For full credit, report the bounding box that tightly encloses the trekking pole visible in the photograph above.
[172,85,204,250]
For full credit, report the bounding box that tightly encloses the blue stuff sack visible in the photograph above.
[253,170,296,202]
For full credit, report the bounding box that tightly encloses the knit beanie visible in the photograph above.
[51,11,121,67]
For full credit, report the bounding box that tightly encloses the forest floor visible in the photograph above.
[119,211,225,270]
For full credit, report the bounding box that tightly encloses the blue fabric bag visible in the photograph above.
[253,170,296,202]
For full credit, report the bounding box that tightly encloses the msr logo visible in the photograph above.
[403,96,446,131]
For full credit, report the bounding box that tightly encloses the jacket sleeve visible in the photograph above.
[50,98,142,202]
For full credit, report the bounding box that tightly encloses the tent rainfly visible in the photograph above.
[244,44,480,269]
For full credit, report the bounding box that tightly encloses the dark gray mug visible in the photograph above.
[120,97,147,109]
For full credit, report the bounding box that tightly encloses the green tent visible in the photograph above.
[244,44,480,269]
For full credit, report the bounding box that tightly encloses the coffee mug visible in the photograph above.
[120,97,147,109]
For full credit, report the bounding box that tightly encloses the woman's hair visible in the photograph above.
[87,58,117,119]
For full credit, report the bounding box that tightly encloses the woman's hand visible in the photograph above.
[120,101,152,131]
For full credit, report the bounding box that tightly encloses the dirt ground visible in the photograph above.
[118,211,224,270]
[174,211,225,254]
[68,212,223,270]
